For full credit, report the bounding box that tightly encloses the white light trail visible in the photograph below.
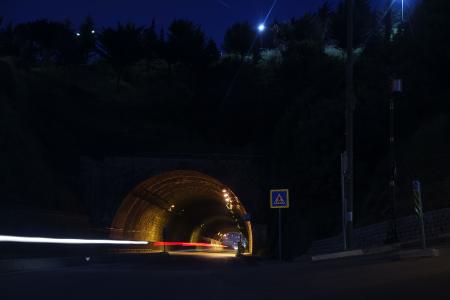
[0,235,148,245]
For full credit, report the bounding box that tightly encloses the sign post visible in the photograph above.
[270,189,289,260]
[341,152,348,250]
[162,227,168,253]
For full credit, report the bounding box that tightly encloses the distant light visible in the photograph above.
[91,30,95,34]
[258,24,265,32]
[233,245,238,250]
[222,189,227,193]
[171,204,175,208]
[76,32,81,37]
[224,193,229,197]
[0,234,148,245]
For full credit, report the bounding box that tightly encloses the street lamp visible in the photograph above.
[258,23,265,32]
[401,0,404,22]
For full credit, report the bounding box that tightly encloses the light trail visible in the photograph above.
[153,242,224,248]
[0,235,148,245]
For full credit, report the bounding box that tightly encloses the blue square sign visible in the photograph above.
[270,189,289,208]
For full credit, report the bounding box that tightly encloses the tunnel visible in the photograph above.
[110,170,253,254]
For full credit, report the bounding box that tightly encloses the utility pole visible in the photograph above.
[345,0,355,249]
[385,0,393,41]
[388,79,402,243]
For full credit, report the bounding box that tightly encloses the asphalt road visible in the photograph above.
[2,252,450,300]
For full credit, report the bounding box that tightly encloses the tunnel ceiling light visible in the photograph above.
[0,234,148,245]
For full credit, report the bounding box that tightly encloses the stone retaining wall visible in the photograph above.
[308,207,450,254]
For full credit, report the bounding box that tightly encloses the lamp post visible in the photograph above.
[344,0,355,249]
[388,78,402,244]
[401,0,404,22]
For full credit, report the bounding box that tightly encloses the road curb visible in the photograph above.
[398,248,439,259]
[311,249,364,262]
[308,245,440,263]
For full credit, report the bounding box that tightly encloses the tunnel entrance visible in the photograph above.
[111,170,253,254]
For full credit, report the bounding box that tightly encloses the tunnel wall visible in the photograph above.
[79,154,267,237]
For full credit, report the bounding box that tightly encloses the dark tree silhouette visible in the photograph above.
[278,15,324,49]
[222,22,256,57]
[317,1,333,43]
[97,23,143,90]
[77,16,96,64]
[0,18,17,57]
[204,38,220,65]
[166,19,207,66]
[331,0,376,49]
[13,20,77,64]
[142,19,159,65]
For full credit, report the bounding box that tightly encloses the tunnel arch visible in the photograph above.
[111,170,253,254]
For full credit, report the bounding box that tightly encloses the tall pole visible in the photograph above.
[385,0,393,41]
[345,0,355,249]
[389,79,402,243]
[388,89,398,243]
[402,0,404,22]
[278,209,282,260]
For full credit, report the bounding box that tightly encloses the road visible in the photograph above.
[2,252,450,300]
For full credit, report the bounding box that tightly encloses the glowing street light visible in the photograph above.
[258,23,265,32]
[401,0,404,22]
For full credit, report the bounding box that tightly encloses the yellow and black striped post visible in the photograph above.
[412,180,426,249]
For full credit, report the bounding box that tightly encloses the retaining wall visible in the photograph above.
[308,207,450,254]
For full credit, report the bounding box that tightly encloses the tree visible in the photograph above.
[317,1,333,43]
[97,23,143,90]
[142,19,159,63]
[222,22,256,57]
[12,19,80,65]
[278,15,324,49]
[0,18,17,57]
[204,38,220,65]
[166,19,207,66]
[77,16,96,63]
[331,0,376,49]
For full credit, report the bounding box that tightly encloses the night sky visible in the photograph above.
[3,0,399,43]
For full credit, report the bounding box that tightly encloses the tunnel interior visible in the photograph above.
[111,170,252,253]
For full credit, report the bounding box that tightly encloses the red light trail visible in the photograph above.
[152,242,225,248]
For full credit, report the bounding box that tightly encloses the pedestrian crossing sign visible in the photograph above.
[270,189,289,208]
